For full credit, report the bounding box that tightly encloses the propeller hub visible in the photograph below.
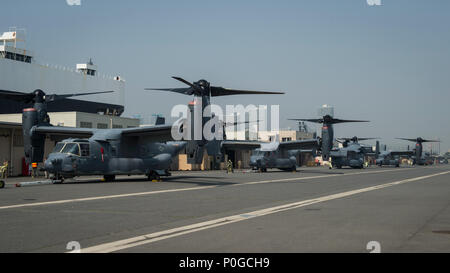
[32,89,46,103]
[197,80,209,87]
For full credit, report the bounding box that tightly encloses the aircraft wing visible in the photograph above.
[279,139,320,150]
[390,151,415,156]
[221,140,263,150]
[361,146,375,154]
[121,125,175,141]
[33,126,95,138]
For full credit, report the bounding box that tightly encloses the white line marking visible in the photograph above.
[81,170,450,253]
[0,168,415,211]
[0,186,216,210]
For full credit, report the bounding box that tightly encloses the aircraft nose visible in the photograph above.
[250,156,259,166]
[44,160,53,171]
[45,157,63,172]
[250,156,265,168]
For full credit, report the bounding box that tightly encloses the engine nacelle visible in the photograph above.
[206,140,224,162]
[186,140,205,165]
[22,108,45,164]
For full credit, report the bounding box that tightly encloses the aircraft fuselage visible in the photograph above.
[44,138,186,179]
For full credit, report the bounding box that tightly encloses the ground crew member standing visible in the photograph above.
[227,159,234,173]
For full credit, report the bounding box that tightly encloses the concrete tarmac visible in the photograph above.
[0,165,449,253]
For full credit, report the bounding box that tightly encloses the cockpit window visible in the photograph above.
[53,143,65,153]
[61,143,80,156]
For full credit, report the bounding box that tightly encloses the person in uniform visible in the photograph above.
[227,159,234,173]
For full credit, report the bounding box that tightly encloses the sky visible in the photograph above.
[2,0,449,153]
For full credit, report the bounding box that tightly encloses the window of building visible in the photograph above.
[282,137,292,142]
[3,52,32,63]
[97,123,108,129]
[80,122,93,128]
[112,125,123,129]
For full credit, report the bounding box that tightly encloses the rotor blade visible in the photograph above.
[210,86,284,97]
[172,77,197,89]
[337,138,353,141]
[422,139,440,143]
[0,90,34,102]
[289,118,324,124]
[223,120,260,127]
[48,91,115,101]
[338,137,379,141]
[144,88,194,96]
[396,138,418,142]
[329,118,369,124]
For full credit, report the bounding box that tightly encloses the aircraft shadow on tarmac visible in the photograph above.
[297,169,345,175]
[249,168,345,175]
[61,175,237,187]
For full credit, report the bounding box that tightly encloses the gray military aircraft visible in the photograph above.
[1,78,281,182]
[289,115,369,161]
[329,136,378,169]
[146,77,284,164]
[0,89,187,182]
[374,141,414,167]
[219,136,320,172]
[1,79,281,182]
[397,137,440,165]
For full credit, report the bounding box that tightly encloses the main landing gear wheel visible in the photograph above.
[148,172,161,182]
[0,180,5,189]
[52,174,65,184]
[103,175,116,182]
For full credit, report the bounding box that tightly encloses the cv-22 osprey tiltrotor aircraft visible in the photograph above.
[0,78,282,182]
[289,115,369,161]
[219,136,320,172]
[328,136,378,169]
[146,76,284,166]
[397,137,440,166]
[0,89,186,182]
[374,141,414,167]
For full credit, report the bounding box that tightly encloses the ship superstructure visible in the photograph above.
[0,28,125,115]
